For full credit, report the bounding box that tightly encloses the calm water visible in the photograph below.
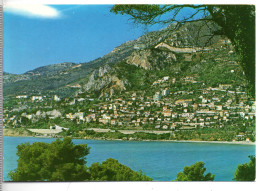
[3,136,255,181]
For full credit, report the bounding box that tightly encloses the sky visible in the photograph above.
[3,4,168,74]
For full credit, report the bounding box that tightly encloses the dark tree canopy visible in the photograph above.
[111,5,255,98]
[175,162,215,181]
[8,137,90,181]
[89,158,152,181]
[234,155,256,181]
[8,137,153,181]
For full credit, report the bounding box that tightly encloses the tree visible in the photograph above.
[234,155,255,181]
[8,138,153,181]
[111,5,255,98]
[8,137,90,181]
[175,162,214,181]
[88,158,152,181]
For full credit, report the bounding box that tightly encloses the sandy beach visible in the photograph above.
[3,129,255,146]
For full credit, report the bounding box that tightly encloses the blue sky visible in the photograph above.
[3,5,165,74]
[3,4,202,74]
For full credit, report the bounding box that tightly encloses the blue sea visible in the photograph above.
[3,136,255,181]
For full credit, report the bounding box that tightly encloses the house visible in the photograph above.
[155,125,161,129]
[31,96,43,102]
[111,119,117,125]
[172,113,178,118]
[16,95,28,99]
[219,84,232,90]
[153,81,159,86]
[85,116,92,123]
[153,92,162,102]
[75,112,84,120]
[69,99,76,105]
[216,105,223,111]
[26,114,33,120]
[196,110,216,116]
[202,98,208,103]
[162,125,168,130]
[102,114,111,120]
[50,124,68,131]
[135,122,140,126]
[162,89,170,96]
[170,123,176,129]
[184,76,195,82]
[248,113,255,119]
[193,103,198,110]
[163,110,172,117]
[66,113,75,120]
[77,98,85,102]
[212,97,221,102]
[163,76,170,81]
[54,95,61,101]
[99,118,109,124]
[175,99,193,105]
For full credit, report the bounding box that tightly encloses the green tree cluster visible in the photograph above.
[8,137,152,181]
[89,158,152,181]
[9,137,90,181]
[175,162,215,181]
[234,155,256,181]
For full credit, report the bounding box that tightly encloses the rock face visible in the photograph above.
[126,49,177,70]
[83,64,112,91]
[126,49,153,70]
[83,64,127,96]
[46,109,62,118]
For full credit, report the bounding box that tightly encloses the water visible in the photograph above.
[3,136,255,181]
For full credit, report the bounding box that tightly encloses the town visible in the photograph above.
[3,73,256,142]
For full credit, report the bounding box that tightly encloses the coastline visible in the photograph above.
[3,134,255,145]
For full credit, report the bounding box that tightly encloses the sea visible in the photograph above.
[3,136,255,181]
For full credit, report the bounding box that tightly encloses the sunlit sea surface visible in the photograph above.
[3,136,255,181]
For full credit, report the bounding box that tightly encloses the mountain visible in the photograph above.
[3,20,246,98]
[3,20,255,142]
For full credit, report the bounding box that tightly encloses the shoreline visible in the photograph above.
[3,134,255,145]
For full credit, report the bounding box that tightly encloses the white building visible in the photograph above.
[54,95,61,101]
[16,95,28,99]
[32,96,43,102]
[162,89,169,96]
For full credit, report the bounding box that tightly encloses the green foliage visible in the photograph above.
[8,137,153,181]
[234,155,255,181]
[115,61,148,91]
[89,158,152,181]
[175,162,215,181]
[8,137,90,181]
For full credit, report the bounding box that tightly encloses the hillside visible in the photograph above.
[4,20,223,97]
[3,20,255,142]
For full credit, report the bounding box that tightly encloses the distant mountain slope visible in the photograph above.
[4,20,243,98]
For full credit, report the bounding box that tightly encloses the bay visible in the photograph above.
[3,136,255,181]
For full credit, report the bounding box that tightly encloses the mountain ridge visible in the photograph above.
[3,20,238,98]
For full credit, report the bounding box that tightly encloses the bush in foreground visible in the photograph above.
[89,158,152,181]
[175,162,215,181]
[8,137,152,181]
[234,155,255,181]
